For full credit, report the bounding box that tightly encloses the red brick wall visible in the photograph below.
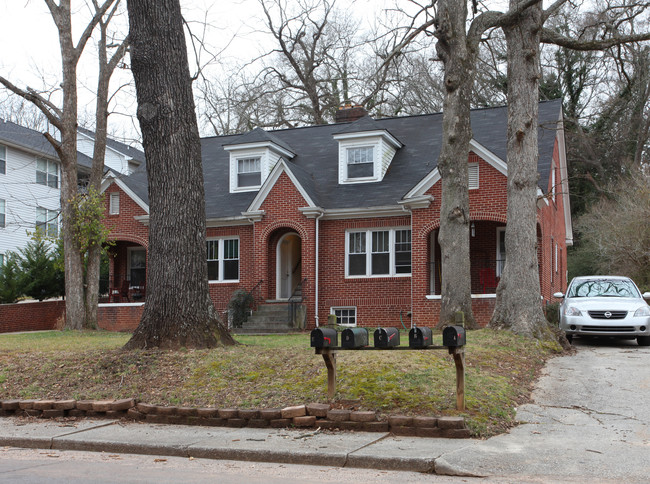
[97,303,144,332]
[0,301,65,333]
[101,142,568,331]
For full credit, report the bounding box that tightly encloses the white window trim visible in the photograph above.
[36,158,59,189]
[345,227,411,278]
[109,193,120,215]
[229,148,268,193]
[207,237,240,283]
[551,163,556,202]
[554,242,558,274]
[0,198,5,228]
[330,306,357,327]
[496,227,506,277]
[468,162,479,189]
[0,144,6,175]
[338,138,381,184]
[36,206,58,237]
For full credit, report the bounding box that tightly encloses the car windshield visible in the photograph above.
[567,279,640,298]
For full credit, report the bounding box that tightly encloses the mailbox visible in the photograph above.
[374,327,400,348]
[409,327,434,348]
[442,325,466,347]
[310,328,338,348]
[341,328,369,349]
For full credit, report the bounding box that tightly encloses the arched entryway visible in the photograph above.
[276,232,302,300]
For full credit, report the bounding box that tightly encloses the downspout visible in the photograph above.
[314,210,324,327]
[402,204,414,329]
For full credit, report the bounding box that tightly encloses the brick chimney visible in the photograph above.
[335,101,368,123]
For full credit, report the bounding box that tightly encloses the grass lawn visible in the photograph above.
[0,329,563,437]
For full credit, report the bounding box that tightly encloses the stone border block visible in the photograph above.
[326,409,350,422]
[259,409,282,420]
[306,403,330,417]
[437,416,465,429]
[218,408,239,419]
[281,405,306,419]
[350,411,376,422]
[293,415,317,427]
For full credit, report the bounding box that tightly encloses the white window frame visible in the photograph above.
[346,146,375,180]
[338,138,380,184]
[236,157,262,188]
[551,163,556,202]
[554,242,558,274]
[468,162,479,189]
[36,158,59,189]
[345,227,412,278]
[36,206,58,237]
[206,237,240,283]
[0,145,6,175]
[496,227,506,277]
[229,148,267,193]
[0,199,5,228]
[330,307,357,327]
[109,193,120,215]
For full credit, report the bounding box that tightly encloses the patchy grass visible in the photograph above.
[0,329,563,437]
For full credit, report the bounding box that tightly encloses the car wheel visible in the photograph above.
[565,334,573,344]
[637,336,650,347]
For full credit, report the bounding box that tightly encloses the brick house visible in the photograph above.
[101,100,572,330]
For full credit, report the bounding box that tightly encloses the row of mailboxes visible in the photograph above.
[311,325,466,349]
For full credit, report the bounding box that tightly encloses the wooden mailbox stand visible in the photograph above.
[315,345,466,411]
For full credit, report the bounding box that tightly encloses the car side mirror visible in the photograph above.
[553,292,565,299]
[643,292,650,300]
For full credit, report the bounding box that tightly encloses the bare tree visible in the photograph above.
[125,0,235,349]
[0,0,116,330]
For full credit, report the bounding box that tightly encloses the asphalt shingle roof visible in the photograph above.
[118,99,563,219]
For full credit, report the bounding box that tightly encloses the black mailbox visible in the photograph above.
[311,328,338,348]
[442,325,466,347]
[374,327,400,348]
[409,327,434,348]
[341,328,369,349]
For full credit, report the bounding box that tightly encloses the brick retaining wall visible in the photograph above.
[0,300,64,334]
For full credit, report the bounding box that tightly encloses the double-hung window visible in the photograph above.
[36,158,59,188]
[36,207,58,237]
[0,199,5,228]
[237,157,261,188]
[0,145,6,174]
[346,228,411,277]
[206,238,239,282]
[346,146,374,179]
[109,193,120,215]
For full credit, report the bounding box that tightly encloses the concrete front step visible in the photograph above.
[233,326,295,334]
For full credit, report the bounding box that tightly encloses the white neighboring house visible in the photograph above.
[0,119,144,267]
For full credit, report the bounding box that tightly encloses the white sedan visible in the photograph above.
[554,276,650,346]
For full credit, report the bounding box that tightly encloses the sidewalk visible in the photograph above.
[0,416,477,475]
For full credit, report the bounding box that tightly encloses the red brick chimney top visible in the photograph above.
[335,101,368,123]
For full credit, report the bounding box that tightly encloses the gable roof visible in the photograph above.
[114,99,564,220]
[0,118,94,168]
[77,126,146,166]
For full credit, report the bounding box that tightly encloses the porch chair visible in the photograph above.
[478,268,497,294]
[119,279,131,302]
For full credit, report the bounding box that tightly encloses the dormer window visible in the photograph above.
[224,127,296,194]
[333,117,402,185]
[347,146,374,178]
[237,157,262,188]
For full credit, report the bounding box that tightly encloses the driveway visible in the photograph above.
[437,338,650,482]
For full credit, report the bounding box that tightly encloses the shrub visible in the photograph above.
[0,253,22,304]
[228,289,254,328]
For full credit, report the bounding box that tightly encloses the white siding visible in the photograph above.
[77,133,131,174]
[0,144,60,257]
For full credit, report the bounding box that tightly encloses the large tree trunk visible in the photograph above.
[434,0,478,329]
[124,0,235,349]
[489,0,551,338]
[56,4,85,331]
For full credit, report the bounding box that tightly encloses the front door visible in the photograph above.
[277,233,301,299]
